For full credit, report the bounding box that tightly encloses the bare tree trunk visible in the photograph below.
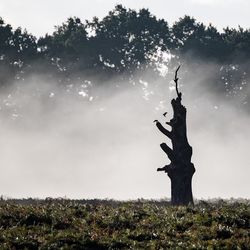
[155,67,195,205]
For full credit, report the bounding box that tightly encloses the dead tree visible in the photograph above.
[154,66,195,205]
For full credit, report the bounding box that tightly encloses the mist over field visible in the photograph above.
[1,2,250,249]
[0,60,249,200]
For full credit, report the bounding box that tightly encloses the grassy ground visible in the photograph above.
[0,199,249,249]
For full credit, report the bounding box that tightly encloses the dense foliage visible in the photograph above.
[0,199,249,249]
[0,5,250,102]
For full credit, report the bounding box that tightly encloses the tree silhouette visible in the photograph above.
[155,67,195,205]
[37,17,90,82]
[0,18,37,86]
[87,5,170,78]
[0,8,250,105]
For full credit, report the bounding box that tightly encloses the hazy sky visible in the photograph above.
[0,0,250,37]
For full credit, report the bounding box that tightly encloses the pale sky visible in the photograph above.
[0,0,250,37]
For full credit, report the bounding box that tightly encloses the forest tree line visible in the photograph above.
[0,5,250,105]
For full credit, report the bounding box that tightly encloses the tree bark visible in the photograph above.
[155,68,195,205]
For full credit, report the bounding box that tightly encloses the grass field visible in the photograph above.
[0,198,249,249]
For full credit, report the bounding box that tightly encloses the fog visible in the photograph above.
[0,64,249,200]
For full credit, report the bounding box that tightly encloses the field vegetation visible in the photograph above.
[0,199,249,249]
